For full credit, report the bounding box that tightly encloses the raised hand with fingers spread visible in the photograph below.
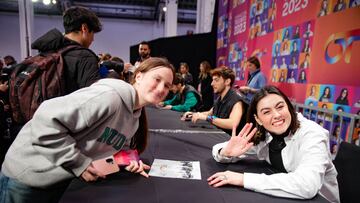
[220,123,257,157]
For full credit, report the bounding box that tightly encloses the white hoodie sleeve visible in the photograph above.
[212,141,258,163]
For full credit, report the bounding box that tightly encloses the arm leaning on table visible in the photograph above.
[169,91,198,112]
[188,101,243,132]
[181,109,212,121]
[163,94,179,106]
[210,102,243,131]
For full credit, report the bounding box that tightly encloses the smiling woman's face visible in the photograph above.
[255,94,292,135]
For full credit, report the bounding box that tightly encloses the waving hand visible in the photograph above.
[220,123,257,157]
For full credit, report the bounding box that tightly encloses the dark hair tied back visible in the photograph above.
[246,85,300,145]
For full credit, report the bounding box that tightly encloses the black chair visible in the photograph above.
[333,142,360,203]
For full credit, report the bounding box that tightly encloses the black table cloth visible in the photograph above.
[60,107,329,203]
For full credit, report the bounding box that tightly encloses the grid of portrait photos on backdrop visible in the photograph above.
[228,40,248,81]
[318,0,360,18]
[304,84,360,158]
[249,0,277,39]
[217,14,230,50]
[270,20,314,84]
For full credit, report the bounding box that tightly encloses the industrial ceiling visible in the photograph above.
[0,0,197,23]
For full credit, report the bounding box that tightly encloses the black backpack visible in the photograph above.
[9,45,80,124]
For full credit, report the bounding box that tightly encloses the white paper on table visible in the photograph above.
[149,159,201,180]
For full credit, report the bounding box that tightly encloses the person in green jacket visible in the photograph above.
[159,73,201,112]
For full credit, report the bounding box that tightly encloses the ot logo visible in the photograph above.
[324,29,360,64]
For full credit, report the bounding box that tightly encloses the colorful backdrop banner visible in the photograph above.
[216,0,360,144]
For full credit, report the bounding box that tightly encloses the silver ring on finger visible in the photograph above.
[220,174,227,181]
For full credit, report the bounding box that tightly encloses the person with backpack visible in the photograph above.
[0,57,175,203]
[9,6,102,134]
[159,73,201,112]
[33,6,102,94]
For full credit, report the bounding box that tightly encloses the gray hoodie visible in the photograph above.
[2,79,141,187]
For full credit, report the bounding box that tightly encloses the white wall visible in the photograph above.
[0,12,195,62]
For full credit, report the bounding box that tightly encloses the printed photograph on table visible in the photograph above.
[149,159,201,180]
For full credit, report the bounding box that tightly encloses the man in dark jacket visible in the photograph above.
[31,6,102,94]
[9,7,103,139]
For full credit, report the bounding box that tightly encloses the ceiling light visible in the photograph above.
[43,0,51,5]
[52,0,56,4]
[32,0,39,2]
[162,6,167,12]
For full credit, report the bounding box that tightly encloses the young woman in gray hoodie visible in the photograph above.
[0,57,175,203]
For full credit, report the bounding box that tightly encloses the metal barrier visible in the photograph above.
[293,103,360,157]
